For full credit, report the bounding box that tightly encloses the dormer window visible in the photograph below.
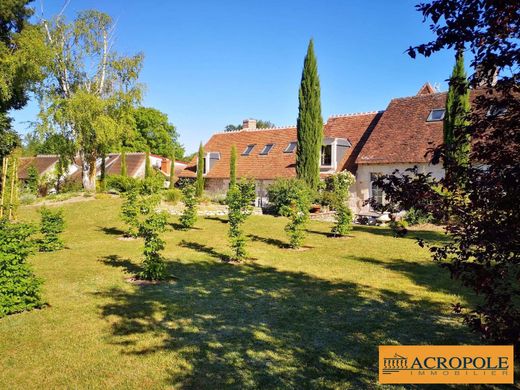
[427,109,445,121]
[321,145,332,166]
[259,144,274,155]
[284,142,297,153]
[242,144,255,156]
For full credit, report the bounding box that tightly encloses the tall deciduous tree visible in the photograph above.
[0,1,48,161]
[443,52,470,184]
[196,142,204,197]
[125,107,184,158]
[37,10,143,191]
[229,144,237,187]
[296,39,323,190]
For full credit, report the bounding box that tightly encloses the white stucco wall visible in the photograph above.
[351,163,445,214]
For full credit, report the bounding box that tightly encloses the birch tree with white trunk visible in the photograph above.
[37,9,143,191]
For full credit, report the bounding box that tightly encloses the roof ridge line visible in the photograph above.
[328,110,383,119]
[213,125,296,135]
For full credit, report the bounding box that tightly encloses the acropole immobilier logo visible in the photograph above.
[379,345,514,384]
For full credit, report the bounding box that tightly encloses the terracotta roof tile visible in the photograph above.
[18,155,59,179]
[356,93,447,164]
[179,113,380,180]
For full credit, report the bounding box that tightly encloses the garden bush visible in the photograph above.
[0,220,43,317]
[38,207,65,252]
[163,188,182,204]
[179,182,198,229]
[324,171,355,236]
[404,207,434,226]
[227,179,256,260]
[389,220,408,238]
[106,175,141,193]
[268,178,313,216]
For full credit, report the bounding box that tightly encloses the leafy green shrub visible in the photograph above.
[106,175,141,193]
[389,220,408,238]
[141,173,165,195]
[404,207,434,225]
[267,178,313,216]
[179,182,197,229]
[277,179,312,248]
[163,188,182,204]
[38,207,65,252]
[0,220,43,317]
[59,177,83,193]
[227,179,256,260]
[325,171,355,236]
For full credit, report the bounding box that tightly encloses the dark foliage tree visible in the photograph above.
[0,0,47,161]
[374,0,520,349]
[296,39,323,190]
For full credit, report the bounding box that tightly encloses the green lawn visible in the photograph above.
[0,198,481,389]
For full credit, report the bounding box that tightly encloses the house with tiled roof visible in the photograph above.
[19,152,187,188]
[179,83,449,213]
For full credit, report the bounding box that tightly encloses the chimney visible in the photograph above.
[161,158,170,174]
[242,119,257,130]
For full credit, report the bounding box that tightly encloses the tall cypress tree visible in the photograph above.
[145,150,152,178]
[169,148,175,189]
[120,149,127,177]
[196,142,205,197]
[229,144,237,187]
[296,39,323,190]
[444,51,470,184]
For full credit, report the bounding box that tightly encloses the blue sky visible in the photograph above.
[13,0,455,154]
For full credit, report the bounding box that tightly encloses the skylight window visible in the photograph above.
[259,144,274,155]
[242,144,255,156]
[427,109,445,121]
[284,142,297,153]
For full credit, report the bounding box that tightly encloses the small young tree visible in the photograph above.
[38,207,65,252]
[229,145,237,187]
[227,179,256,260]
[326,171,355,236]
[120,189,140,237]
[137,195,168,280]
[0,220,43,317]
[180,181,198,229]
[120,149,127,177]
[196,142,205,197]
[279,179,311,248]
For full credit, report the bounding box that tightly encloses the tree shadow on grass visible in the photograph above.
[353,225,449,244]
[248,234,289,249]
[98,226,126,236]
[350,256,477,306]
[94,259,475,389]
[170,223,202,231]
[179,240,229,262]
[99,254,142,275]
[204,216,228,224]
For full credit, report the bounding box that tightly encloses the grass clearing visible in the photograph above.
[0,198,485,389]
